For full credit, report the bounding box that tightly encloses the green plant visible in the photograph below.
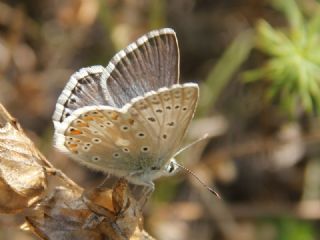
[244,0,320,114]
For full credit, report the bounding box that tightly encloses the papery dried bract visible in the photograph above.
[84,178,130,216]
[0,104,47,213]
[84,178,148,240]
[25,187,101,240]
[24,180,154,240]
[112,178,130,215]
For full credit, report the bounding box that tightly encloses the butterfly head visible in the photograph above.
[124,158,179,187]
[164,158,179,176]
[141,158,179,180]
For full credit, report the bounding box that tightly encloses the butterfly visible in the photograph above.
[52,28,199,190]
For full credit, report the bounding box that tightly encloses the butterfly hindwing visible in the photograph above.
[60,108,140,173]
[55,84,198,182]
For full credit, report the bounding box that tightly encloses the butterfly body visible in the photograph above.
[53,29,199,187]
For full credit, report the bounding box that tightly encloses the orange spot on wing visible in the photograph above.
[128,119,134,125]
[111,112,119,120]
[69,128,83,135]
[67,143,79,153]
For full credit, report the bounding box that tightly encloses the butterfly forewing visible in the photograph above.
[53,66,109,126]
[56,84,198,181]
[101,28,179,107]
[131,84,199,164]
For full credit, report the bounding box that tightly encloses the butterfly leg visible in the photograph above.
[142,181,154,196]
[138,181,155,208]
[97,173,112,188]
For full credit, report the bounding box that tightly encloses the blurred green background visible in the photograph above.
[0,0,320,239]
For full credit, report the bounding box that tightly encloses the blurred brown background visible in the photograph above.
[0,0,319,239]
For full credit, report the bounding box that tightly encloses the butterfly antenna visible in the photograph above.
[173,161,221,199]
[174,133,209,157]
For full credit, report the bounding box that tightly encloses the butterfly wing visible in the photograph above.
[54,84,198,184]
[52,66,109,127]
[53,28,179,124]
[53,28,197,185]
[101,28,180,107]
[130,83,199,165]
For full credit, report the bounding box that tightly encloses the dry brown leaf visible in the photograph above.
[0,104,47,213]
[24,179,154,240]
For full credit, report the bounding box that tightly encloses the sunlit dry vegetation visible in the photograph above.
[0,0,319,239]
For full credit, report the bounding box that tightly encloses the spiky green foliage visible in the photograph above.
[244,0,320,114]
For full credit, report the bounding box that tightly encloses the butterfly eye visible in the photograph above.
[168,162,175,173]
